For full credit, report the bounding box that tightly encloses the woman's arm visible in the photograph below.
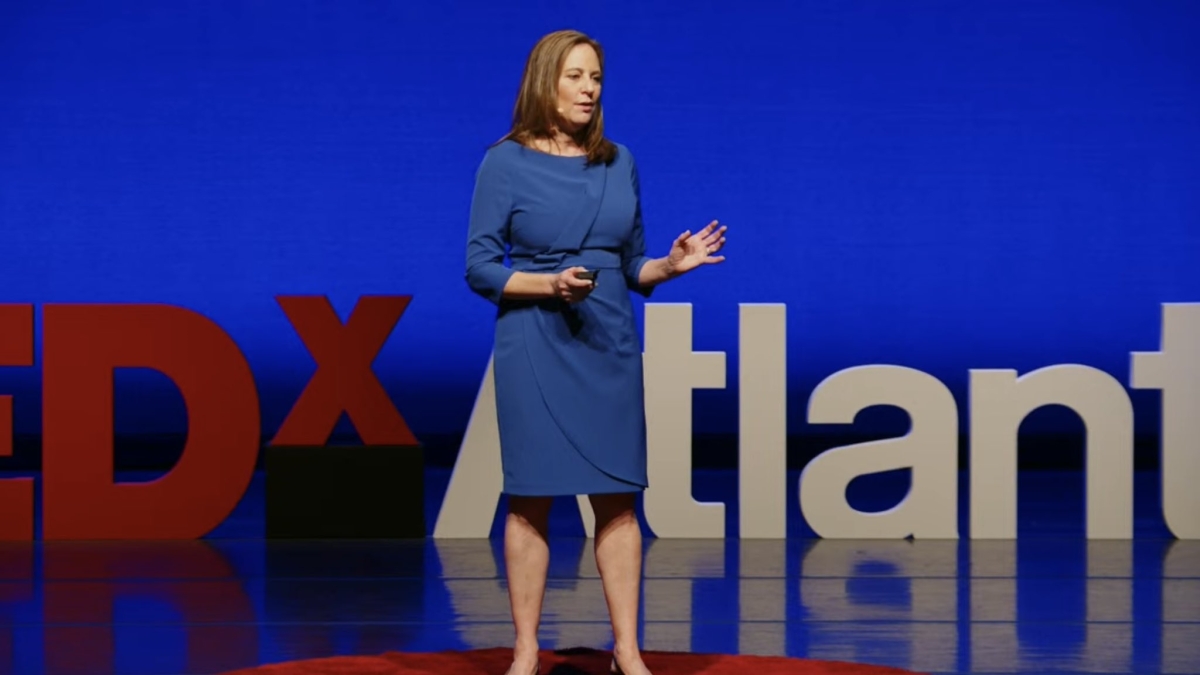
[634,256,679,287]
[620,157,667,296]
[499,271,557,298]
[466,151,564,302]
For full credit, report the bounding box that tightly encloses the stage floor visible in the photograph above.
[0,469,1195,675]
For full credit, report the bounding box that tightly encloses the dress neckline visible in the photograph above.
[506,139,588,160]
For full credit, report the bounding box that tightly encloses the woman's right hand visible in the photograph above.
[553,267,596,303]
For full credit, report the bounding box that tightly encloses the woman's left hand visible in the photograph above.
[666,220,727,276]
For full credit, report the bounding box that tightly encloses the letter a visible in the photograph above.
[801,366,959,539]
[434,355,504,538]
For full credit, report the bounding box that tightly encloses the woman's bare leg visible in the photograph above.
[504,495,553,675]
[589,492,651,675]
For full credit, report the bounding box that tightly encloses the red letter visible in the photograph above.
[270,295,416,446]
[42,304,260,539]
[0,304,34,541]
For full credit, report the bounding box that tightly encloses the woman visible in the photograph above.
[464,29,727,675]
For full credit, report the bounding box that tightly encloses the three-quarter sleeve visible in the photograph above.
[621,157,654,298]
[464,150,516,305]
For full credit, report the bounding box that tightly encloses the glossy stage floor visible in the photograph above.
[0,467,1195,675]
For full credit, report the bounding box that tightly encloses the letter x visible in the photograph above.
[270,295,417,447]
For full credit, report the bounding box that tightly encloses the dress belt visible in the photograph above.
[511,250,622,273]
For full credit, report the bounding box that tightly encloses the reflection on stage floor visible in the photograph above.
[0,470,1196,675]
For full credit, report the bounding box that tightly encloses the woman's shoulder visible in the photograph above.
[481,138,523,165]
[609,140,637,168]
[472,140,525,186]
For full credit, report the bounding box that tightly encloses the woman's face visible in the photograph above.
[555,43,602,132]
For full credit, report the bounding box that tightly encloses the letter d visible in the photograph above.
[42,304,260,539]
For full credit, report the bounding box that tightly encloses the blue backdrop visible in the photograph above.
[2,1,1198,452]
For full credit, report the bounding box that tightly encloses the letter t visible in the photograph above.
[1131,303,1200,540]
[641,303,726,538]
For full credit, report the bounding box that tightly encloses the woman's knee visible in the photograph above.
[588,492,638,527]
[507,495,554,525]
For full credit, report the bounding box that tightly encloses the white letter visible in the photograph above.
[739,304,787,539]
[970,365,1133,539]
[800,366,958,539]
[1131,303,1200,540]
[433,355,502,538]
[642,304,725,538]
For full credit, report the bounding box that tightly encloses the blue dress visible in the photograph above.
[464,139,653,496]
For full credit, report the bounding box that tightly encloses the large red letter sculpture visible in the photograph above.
[269,295,416,446]
[0,304,35,541]
[41,304,261,539]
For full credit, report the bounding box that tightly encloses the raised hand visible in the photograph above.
[666,220,727,276]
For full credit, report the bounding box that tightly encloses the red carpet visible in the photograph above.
[221,646,922,675]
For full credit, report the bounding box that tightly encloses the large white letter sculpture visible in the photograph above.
[434,301,1199,541]
[1131,303,1200,540]
[641,303,726,538]
[799,366,959,539]
[970,365,1134,539]
[433,355,503,538]
[738,304,788,539]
